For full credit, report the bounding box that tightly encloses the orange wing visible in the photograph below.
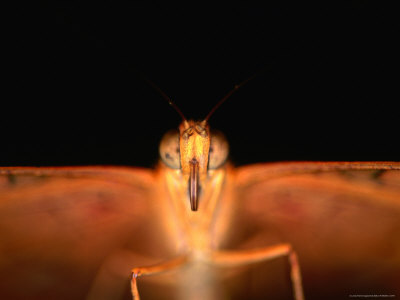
[217,162,400,300]
[0,167,179,300]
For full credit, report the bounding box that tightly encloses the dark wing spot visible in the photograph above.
[371,169,385,179]
[7,173,17,185]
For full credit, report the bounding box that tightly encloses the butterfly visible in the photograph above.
[1,86,400,299]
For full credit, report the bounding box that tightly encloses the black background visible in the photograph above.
[3,3,399,167]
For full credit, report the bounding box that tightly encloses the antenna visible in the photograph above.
[144,78,187,121]
[204,71,263,122]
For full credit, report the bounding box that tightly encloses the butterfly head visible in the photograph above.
[159,120,228,211]
[151,75,251,212]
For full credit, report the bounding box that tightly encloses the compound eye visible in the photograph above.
[208,130,229,169]
[159,130,181,169]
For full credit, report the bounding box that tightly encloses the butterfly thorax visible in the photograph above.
[160,164,227,257]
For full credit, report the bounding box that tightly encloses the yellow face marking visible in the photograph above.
[179,120,211,211]
[179,120,210,181]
